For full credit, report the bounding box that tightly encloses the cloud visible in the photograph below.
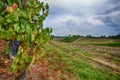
[95,0,120,31]
[41,0,120,36]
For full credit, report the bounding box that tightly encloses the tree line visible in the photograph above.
[55,33,120,39]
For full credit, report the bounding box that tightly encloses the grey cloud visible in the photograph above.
[43,0,120,36]
[95,0,120,31]
[97,0,120,15]
[49,6,67,16]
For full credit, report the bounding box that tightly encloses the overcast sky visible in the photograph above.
[41,0,120,36]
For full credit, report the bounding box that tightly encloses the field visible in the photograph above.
[73,38,120,47]
[0,38,120,80]
[49,37,120,80]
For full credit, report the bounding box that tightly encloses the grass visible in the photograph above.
[43,42,120,80]
[90,42,120,47]
[72,38,120,47]
[60,37,120,47]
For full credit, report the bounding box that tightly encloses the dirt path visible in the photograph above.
[74,53,120,73]
[71,44,120,74]
[72,44,120,58]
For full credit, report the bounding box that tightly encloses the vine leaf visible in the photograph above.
[14,23,20,32]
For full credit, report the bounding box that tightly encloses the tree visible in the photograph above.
[0,0,52,78]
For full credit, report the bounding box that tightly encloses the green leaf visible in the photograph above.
[15,9,26,17]
[11,63,17,73]
[31,33,35,42]
[40,15,46,22]
[22,52,27,59]
[18,0,23,9]
[20,58,24,64]
[0,16,4,23]
[46,3,49,9]
[19,63,25,70]
[26,56,32,63]
[19,28,25,33]
[24,34,31,43]
[26,24,32,33]
[17,48,22,54]
[13,13,19,22]
[14,23,20,32]
[7,0,12,5]
[0,2,3,10]
[26,9,33,20]
[17,35,22,41]
[33,16,39,21]
[15,58,20,64]
[27,0,32,6]
[5,13,19,23]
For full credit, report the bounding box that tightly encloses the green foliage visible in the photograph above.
[0,0,52,73]
[61,35,80,43]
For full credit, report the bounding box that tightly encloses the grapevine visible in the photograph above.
[0,0,53,78]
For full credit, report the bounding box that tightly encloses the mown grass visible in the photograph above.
[42,42,120,80]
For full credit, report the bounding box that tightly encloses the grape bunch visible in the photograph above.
[9,40,21,59]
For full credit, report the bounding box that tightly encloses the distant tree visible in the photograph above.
[100,35,106,38]
[108,34,120,39]
[86,35,92,38]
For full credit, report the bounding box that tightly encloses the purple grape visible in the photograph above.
[9,40,21,56]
